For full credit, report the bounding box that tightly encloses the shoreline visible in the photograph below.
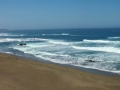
[5,52,120,76]
[0,53,120,90]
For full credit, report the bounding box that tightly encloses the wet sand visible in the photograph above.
[0,53,120,90]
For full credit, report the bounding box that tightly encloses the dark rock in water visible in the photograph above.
[19,43,26,46]
[86,60,95,62]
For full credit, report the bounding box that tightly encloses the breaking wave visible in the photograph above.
[42,33,69,36]
[0,38,49,42]
[83,39,119,43]
[72,46,120,54]
[1,28,120,74]
[0,33,25,36]
[108,37,120,39]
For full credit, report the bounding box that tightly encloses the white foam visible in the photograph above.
[0,38,49,42]
[72,46,120,54]
[5,52,12,54]
[48,40,69,45]
[72,64,120,74]
[42,33,69,36]
[108,37,120,39]
[0,33,9,36]
[0,33,25,36]
[83,39,115,43]
[35,53,120,74]
[38,52,57,56]
[11,43,120,74]
[62,33,69,35]
[27,43,52,48]
[34,38,49,41]
[0,38,20,42]
[8,38,120,74]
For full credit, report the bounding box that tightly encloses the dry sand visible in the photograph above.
[0,53,120,90]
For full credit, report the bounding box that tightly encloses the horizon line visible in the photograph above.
[1,27,120,30]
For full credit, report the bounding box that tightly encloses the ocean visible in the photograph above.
[0,28,120,74]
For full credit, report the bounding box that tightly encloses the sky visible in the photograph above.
[0,0,120,30]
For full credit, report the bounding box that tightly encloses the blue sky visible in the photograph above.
[0,0,120,29]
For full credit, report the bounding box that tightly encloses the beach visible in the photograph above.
[0,53,120,90]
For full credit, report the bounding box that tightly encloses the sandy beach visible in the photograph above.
[0,53,120,90]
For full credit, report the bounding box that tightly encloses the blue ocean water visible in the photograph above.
[0,28,120,74]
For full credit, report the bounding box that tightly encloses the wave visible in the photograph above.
[72,46,120,54]
[37,52,58,56]
[37,53,120,74]
[62,33,69,35]
[0,33,10,36]
[0,33,25,36]
[83,39,120,44]
[108,37,120,39]
[11,42,120,74]
[0,38,49,42]
[13,45,120,74]
[48,40,69,45]
[72,63,120,74]
[27,43,53,48]
[42,33,69,36]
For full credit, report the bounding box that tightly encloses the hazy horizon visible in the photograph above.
[0,0,120,30]
[1,27,120,31]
